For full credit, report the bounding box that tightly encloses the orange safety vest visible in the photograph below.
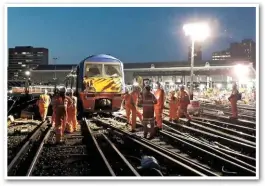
[39,94,50,108]
[68,96,77,108]
[154,89,165,108]
[123,93,133,107]
[142,92,157,119]
[178,91,190,108]
[130,91,139,106]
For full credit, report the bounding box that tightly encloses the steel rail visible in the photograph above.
[160,129,256,174]
[26,127,54,176]
[93,118,210,176]
[163,124,256,166]
[192,116,256,136]
[8,121,49,175]
[163,120,256,157]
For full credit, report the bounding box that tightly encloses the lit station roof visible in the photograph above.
[123,59,252,70]
[32,64,77,71]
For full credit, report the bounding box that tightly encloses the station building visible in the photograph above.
[123,60,256,90]
[8,59,256,92]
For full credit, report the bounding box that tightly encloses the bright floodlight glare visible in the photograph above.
[25,71,30,76]
[183,22,210,41]
[169,82,174,86]
[199,84,205,90]
[234,64,249,78]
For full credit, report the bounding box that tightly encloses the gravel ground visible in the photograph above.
[31,124,93,176]
[8,122,40,163]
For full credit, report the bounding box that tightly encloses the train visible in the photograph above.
[74,54,125,115]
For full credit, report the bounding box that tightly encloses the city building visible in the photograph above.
[241,39,256,65]
[212,39,256,68]
[188,42,202,62]
[8,46,49,80]
[212,51,231,61]
[30,64,77,85]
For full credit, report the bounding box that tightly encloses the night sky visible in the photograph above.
[8,7,256,64]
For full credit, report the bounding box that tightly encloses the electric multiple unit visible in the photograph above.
[76,54,125,114]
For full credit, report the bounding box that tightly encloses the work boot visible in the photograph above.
[229,116,238,120]
[130,129,136,133]
[148,135,155,140]
[173,119,178,123]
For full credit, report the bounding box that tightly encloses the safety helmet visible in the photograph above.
[180,85,185,90]
[156,81,161,86]
[44,89,48,94]
[59,87,67,93]
[141,156,161,170]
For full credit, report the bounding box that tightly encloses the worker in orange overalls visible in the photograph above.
[154,82,165,130]
[228,83,239,119]
[66,89,78,132]
[131,86,143,123]
[51,88,59,127]
[122,88,132,124]
[169,90,178,122]
[54,87,72,144]
[38,89,51,122]
[176,85,191,121]
[139,85,157,139]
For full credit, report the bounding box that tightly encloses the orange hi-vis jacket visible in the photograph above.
[154,88,165,109]
[39,94,50,108]
[141,92,157,119]
[178,91,190,108]
[131,91,139,106]
[123,93,133,107]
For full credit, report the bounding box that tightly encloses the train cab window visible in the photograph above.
[85,64,102,77]
[104,64,122,77]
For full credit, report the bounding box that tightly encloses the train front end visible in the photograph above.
[78,54,125,113]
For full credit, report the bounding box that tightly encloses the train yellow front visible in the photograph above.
[76,54,125,114]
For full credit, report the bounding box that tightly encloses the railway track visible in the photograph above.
[96,115,256,176]
[200,103,256,116]
[162,118,255,157]
[191,117,256,136]
[8,120,50,176]
[200,111,256,129]
[7,102,256,177]
[25,119,114,176]
[8,120,45,164]
[93,117,216,176]
[200,107,256,122]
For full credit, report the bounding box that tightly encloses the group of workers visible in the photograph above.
[35,81,239,143]
[122,82,191,139]
[37,88,78,144]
